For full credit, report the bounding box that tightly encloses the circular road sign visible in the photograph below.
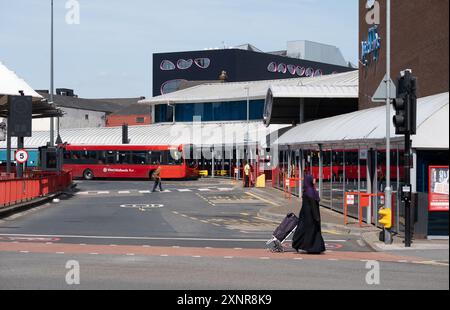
[15,149,29,164]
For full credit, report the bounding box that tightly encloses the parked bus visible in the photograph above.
[307,149,404,181]
[62,144,198,180]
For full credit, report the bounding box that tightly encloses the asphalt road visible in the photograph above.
[0,179,448,290]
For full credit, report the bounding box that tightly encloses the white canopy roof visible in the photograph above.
[276,92,449,149]
[0,121,289,149]
[0,61,43,100]
[140,71,358,105]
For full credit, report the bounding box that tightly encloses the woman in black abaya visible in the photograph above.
[292,174,326,254]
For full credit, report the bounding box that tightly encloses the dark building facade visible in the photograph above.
[153,48,354,97]
[359,0,449,237]
[359,0,449,110]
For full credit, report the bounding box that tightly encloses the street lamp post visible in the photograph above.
[49,0,55,146]
[384,0,393,245]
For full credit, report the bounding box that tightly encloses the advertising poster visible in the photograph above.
[429,166,449,212]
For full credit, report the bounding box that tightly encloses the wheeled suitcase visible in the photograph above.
[266,213,299,252]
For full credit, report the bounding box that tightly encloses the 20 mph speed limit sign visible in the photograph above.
[15,149,29,164]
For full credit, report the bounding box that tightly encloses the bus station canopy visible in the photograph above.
[139,71,358,106]
[275,92,449,150]
[0,121,289,149]
[0,61,60,118]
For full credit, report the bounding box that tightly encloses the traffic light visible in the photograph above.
[393,70,417,135]
[393,94,408,135]
[378,207,392,229]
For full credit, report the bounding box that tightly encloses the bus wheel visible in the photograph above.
[83,169,94,180]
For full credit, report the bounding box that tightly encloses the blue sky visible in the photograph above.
[0,0,358,98]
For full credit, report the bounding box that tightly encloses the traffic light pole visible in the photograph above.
[404,132,412,247]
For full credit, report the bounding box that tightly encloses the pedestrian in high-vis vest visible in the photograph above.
[244,161,250,187]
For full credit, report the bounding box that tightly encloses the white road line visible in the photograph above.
[160,254,169,257]
[218,188,233,191]
[118,191,130,194]
[0,233,286,243]
[20,251,29,254]
[192,256,201,258]
[224,256,233,259]
[397,260,409,263]
[200,220,209,224]
[293,257,303,260]
[259,257,270,260]
[161,190,171,193]
[177,189,192,192]
[89,253,99,255]
[234,248,243,250]
[97,191,110,194]
[172,246,181,248]
[56,252,65,255]
[328,258,339,261]
[126,253,135,256]
[139,190,151,194]
[198,188,211,191]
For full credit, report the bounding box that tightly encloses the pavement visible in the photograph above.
[249,182,449,264]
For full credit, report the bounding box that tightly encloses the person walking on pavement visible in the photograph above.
[292,174,326,254]
[152,164,163,192]
[244,161,251,188]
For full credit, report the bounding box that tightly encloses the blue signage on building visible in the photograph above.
[361,26,381,66]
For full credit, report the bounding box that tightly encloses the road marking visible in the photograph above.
[234,248,243,250]
[160,254,169,257]
[139,190,151,194]
[97,191,110,194]
[198,188,211,192]
[0,233,306,243]
[126,253,135,256]
[172,211,179,214]
[118,191,131,194]
[397,260,409,263]
[177,189,192,192]
[192,255,201,258]
[259,257,270,260]
[20,251,29,254]
[89,253,99,255]
[172,246,181,248]
[56,252,65,255]
[240,213,250,216]
[293,257,303,260]
[190,217,198,220]
[218,188,233,191]
[328,258,339,261]
[224,256,233,259]
[110,244,117,247]
[245,192,280,207]
[200,220,209,224]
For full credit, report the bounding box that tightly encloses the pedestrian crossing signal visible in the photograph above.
[378,207,392,229]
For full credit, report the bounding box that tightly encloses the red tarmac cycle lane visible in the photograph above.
[0,241,432,265]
